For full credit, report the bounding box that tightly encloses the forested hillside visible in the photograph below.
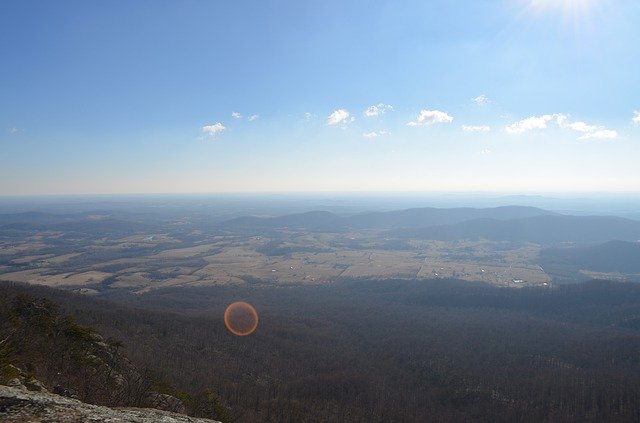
[0,287,233,422]
[3,279,640,422]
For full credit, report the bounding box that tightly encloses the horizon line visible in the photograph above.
[2,190,640,199]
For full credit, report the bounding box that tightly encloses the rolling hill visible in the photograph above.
[392,215,640,245]
[218,206,556,232]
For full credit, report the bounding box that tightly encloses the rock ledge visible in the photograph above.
[0,385,220,423]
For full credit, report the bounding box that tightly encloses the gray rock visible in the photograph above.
[5,378,25,390]
[0,385,220,423]
[146,392,186,414]
[3,365,50,393]
[23,377,48,393]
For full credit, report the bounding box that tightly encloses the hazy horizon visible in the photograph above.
[2,191,640,221]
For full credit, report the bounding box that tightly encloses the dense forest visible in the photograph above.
[3,279,640,422]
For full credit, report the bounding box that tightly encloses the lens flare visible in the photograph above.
[224,301,259,336]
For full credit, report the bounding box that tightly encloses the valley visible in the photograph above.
[2,205,639,293]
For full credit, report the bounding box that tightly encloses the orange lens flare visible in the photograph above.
[224,301,259,336]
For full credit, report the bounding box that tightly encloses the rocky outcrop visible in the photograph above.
[1,294,193,412]
[0,385,220,423]
[146,391,187,415]
[3,365,49,394]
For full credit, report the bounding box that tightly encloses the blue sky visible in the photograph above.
[1,0,639,195]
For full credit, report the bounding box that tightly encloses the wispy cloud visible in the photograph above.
[505,114,565,134]
[578,129,618,140]
[362,130,389,139]
[363,103,393,118]
[8,127,18,134]
[563,118,617,140]
[327,109,353,125]
[506,114,617,140]
[202,123,226,137]
[462,125,490,132]
[231,112,242,119]
[472,94,490,106]
[566,121,598,133]
[408,110,453,126]
[248,114,259,121]
[633,111,640,124]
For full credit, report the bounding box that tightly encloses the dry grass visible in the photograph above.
[0,233,554,290]
[0,269,112,287]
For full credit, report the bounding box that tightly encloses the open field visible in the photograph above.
[1,225,552,292]
[0,268,112,287]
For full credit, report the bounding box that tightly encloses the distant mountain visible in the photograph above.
[218,206,556,232]
[392,215,640,245]
[342,205,557,229]
[221,210,339,232]
[0,211,70,225]
[540,240,640,273]
[0,211,158,235]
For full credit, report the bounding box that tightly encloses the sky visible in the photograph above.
[1,0,640,195]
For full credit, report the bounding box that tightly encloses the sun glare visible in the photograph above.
[527,0,601,35]
[531,0,592,10]
[530,0,597,16]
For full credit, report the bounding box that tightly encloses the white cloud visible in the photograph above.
[633,111,640,124]
[248,114,259,121]
[480,148,491,155]
[472,95,490,106]
[462,125,491,132]
[564,118,616,139]
[567,121,598,133]
[362,130,389,139]
[578,129,618,140]
[555,114,568,127]
[202,123,226,137]
[363,103,393,117]
[407,110,453,126]
[231,112,242,119]
[327,109,352,125]
[506,113,617,140]
[305,112,313,120]
[8,127,18,134]
[505,114,565,134]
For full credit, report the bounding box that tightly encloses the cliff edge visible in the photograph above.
[0,384,220,423]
